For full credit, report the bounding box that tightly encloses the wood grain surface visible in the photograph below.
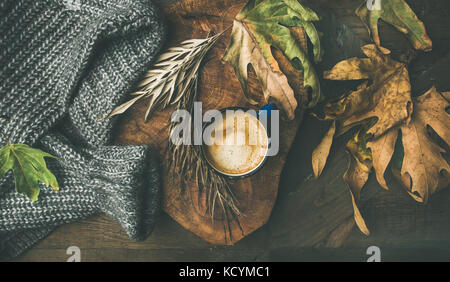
[16,0,450,262]
[115,0,305,245]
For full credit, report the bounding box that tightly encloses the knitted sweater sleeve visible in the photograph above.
[0,0,166,260]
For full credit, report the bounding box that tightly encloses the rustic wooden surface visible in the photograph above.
[116,0,305,246]
[16,0,450,261]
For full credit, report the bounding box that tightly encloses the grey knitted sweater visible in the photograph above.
[0,0,166,260]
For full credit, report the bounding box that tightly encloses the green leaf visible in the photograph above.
[0,143,59,202]
[223,0,323,119]
[356,0,432,51]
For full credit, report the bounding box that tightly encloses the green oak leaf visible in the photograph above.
[0,143,59,202]
[223,0,323,120]
[356,0,432,51]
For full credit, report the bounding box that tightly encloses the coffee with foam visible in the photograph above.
[203,110,269,176]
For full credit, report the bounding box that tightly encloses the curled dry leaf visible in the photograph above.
[323,44,413,138]
[312,121,335,178]
[223,0,323,120]
[344,130,373,236]
[312,44,449,235]
[368,87,450,203]
[366,127,397,190]
[356,0,433,51]
[313,85,450,234]
[316,43,415,234]
[345,154,371,236]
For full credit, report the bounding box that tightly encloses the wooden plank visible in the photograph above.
[270,245,450,262]
[116,0,305,245]
[16,213,271,261]
[18,248,268,262]
[269,0,450,255]
[17,0,450,261]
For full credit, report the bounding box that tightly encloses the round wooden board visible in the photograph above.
[116,0,305,245]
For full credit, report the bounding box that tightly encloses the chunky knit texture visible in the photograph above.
[0,0,166,260]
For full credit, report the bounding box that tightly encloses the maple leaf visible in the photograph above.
[322,44,413,138]
[313,86,449,235]
[223,0,323,120]
[368,86,450,203]
[356,0,433,51]
[310,45,449,235]
[313,44,413,180]
[0,143,59,202]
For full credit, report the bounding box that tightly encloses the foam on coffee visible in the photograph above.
[203,110,269,176]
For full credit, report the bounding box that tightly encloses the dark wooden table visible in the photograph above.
[17,0,450,262]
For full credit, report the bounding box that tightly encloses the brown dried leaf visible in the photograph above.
[323,44,413,138]
[442,92,450,101]
[272,27,310,107]
[368,87,450,203]
[312,121,336,178]
[398,87,449,202]
[344,131,373,235]
[392,168,450,200]
[367,128,398,190]
[313,44,417,235]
